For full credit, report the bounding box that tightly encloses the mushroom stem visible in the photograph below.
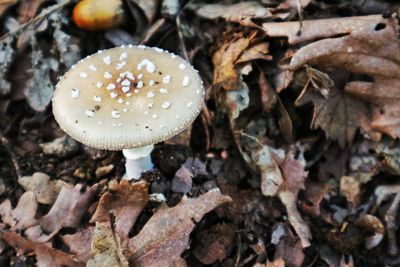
[122,145,154,180]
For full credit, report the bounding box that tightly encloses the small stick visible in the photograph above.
[0,0,76,42]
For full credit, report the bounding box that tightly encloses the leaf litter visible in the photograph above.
[1,1,400,267]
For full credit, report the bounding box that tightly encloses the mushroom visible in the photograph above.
[52,45,204,180]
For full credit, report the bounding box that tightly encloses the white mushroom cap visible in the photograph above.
[52,45,204,150]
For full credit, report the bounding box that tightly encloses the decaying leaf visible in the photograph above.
[340,176,361,208]
[171,157,207,193]
[278,152,311,248]
[24,36,58,112]
[197,1,296,28]
[41,183,99,232]
[193,223,236,264]
[24,183,100,243]
[91,180,148,244]
[87,222,128,267]
[296,83,372,147]
[50,11,80,68]
[61,227,94,260]
[17,0,49,23]
[273,224,305,266]
[0,36,15,95]
[2,231,85,267]
[0,0,17,17]
[127,189,232,266]
[0,191,37,230]
[265,15,400,141]
[253,145,286,197]
[213,32,270,91]
[18,172,73,205]
[302,180,335,217]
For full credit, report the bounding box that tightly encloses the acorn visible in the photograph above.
[72,0,126,31]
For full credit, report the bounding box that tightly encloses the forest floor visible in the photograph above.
[1,0,400,266]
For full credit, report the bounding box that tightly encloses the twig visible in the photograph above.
[0,0,76,42]
[0,133,21,179]
[385,194,400,256]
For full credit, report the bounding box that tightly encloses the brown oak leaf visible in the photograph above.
[2,231,85,267]
[296,84,372,147]
[212,32,271,91]
[265,15,400,140]
[90,180,149,244]
[127,189,232,266]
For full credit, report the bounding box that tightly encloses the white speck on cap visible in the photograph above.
[163,75,171,84]
[79,72,88,78]
[104,72,112,79]
[137,59,156,73]
[121,79,131,86]
[119,52,128,61]
[107,83,116,90]
[86,110,95,117]
[71,88,80,99]
[161,101,171,109]
[182,76,190,87]
[137,81,144,88]
[89,64,98,71]
[159,88,168,94]
[52,45,204,150]
[103,55,112,65]
[93,96,102,102]
[111,110,120,118]
[116,61,126,70]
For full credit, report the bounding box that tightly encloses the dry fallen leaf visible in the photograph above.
[265,15,400,141]
[41,183,100,233]
[278,152,311,248]
[18,172,73,205]
[127,189,232,266]
[193,223,236,264]
[24,36,59,112]
[61,227,94,261]
[340,176,361,208]
[0,191,37,230]
[212,32,271,91]
[91,180,149,244]
[273,224,305,266]
[2,231,85,267]
[0,0,17,17]
[23,183,100,243]
[87,222,128,267]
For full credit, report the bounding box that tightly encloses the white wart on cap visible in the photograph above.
[52,45,205,150]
